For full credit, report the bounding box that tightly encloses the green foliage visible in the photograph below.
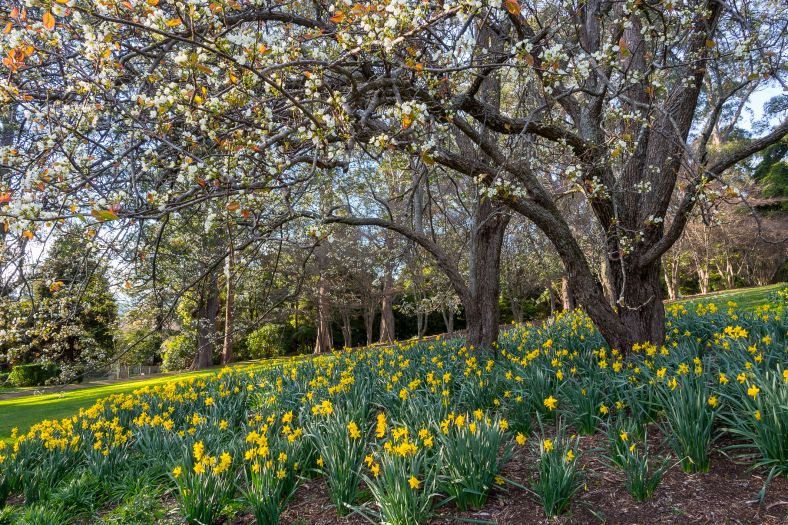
[530,424,582,518]
[246,324,288,359]
[8,363,60,387]
[608,429,667,501]
[160,334,196,372]
[654,370,716,473]
[171,441,237,525]
[308,408,368,515]
[435,411,511,511]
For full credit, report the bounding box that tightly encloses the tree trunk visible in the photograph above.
[442,307,455,335]
[587,259,666,354]
[341,308,353,349]
[664,263,677,301]
[193,273,220,369]
[561,276,576,311]
[313,277,333,353]
[363,301,376,346]
[221,244,235,365]
[464,197,509,351]
[548,285,557,315]
[510,298,523,324]
[379,268,395,343]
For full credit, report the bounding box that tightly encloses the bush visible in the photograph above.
[8,363,60,387]
[160,335,196,372]
[246,325,287,359]
[0,372,8,385]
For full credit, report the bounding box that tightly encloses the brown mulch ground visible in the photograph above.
[266,429,788,525]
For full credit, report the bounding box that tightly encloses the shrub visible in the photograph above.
[246,324,287,359]
[160,334,195,372]
[8,363,60,387]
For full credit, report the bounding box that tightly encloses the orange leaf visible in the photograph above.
[166,18,182,27]
[10,7,19,20]
[3,22,11,34]
[23,230,34,239]
[503,0,521,16]
[226,201,240,212]
[42,11,55,31]
[0,192,11,204]
[330,11,345,23]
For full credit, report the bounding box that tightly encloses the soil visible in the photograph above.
[264,430,788,525]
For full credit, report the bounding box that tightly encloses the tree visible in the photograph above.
[3,0,786,354]
[0,229,117,380]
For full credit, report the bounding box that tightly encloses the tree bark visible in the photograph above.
[313,277,333,353]
[193,272,220,369]
[464,196,509,351]
[561,276,576,311]
[341,308,353,349]
[221,243,235,365]
[379,265,395,343]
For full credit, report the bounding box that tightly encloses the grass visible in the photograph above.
[672,283,784,312]
[0,355,311,443]
[0,284,781,444]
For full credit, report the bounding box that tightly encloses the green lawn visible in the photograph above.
[0,356,309,443]
[1,284,783,443]
[673,283,784,311]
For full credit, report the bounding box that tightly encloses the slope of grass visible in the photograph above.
[1,284,782,443]
[673,283,784,311]
[0,356,309,442]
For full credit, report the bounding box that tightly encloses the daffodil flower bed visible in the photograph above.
[0,299,785,524]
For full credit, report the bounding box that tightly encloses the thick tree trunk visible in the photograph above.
[379,268,395,343]
[221,246,235,364]
[464,198,509,351]
[193,273,220,369]
[561,276,576,311]
[587,259,666,354]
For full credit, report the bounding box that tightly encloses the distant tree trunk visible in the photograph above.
[193,273,220,369]
[363,301,376,346]
[313,247,333,354]
[341,308,353,349]
[510,298,523,324]
[441,307,455,335]
[548,285,557,315]
[664,264,677,301]
[221,243,235,365]
[379,266,395,343]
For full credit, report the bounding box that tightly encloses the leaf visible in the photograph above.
[0,192,11,204]
[330,11,345,23]
[166,18,182,27]
[23,230,34,239]
[3,22,11,34]
[226,201,241,212]
[42,11,55,31]
[503,0,521,16]
[147,0,159,5]
[50,281,64,292]
[91,209,119,221]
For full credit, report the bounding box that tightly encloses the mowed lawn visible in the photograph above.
[0,284,783,443]
[0,356,309,443]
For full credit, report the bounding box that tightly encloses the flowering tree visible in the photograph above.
[2,0,786,352]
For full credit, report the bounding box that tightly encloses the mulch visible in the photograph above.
[266,428,788,525]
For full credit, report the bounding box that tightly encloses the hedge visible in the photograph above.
[8,363,60,387]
